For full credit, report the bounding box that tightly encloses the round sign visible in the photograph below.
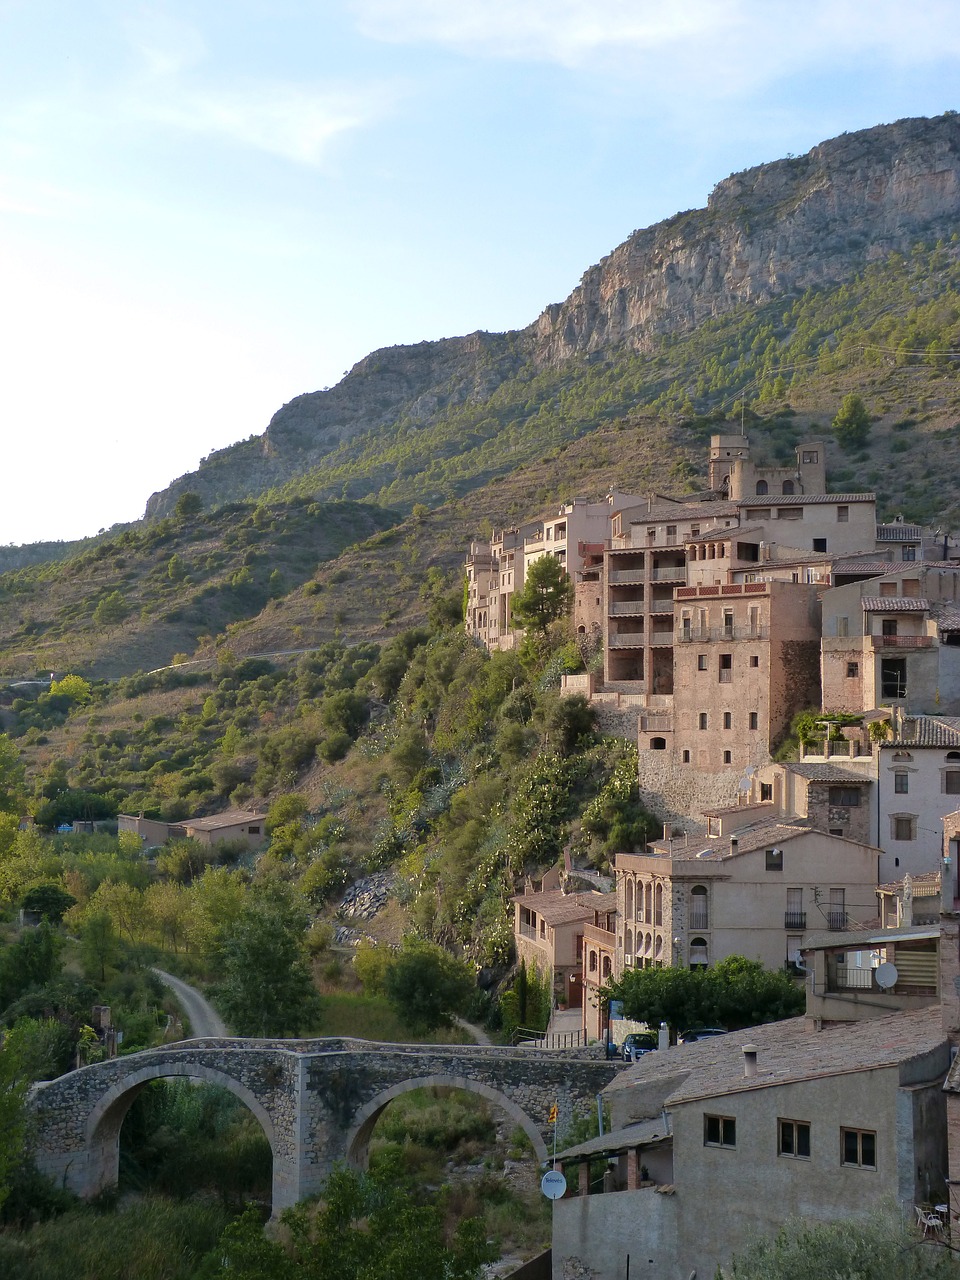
[541,1169,567,1200]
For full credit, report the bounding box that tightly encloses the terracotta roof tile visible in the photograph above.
[861,596,930,611]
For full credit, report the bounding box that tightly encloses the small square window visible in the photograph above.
[750,655,759,668]
[779,1119,811,1159]
[802,450,818,465]
[704,1115,736,1148]
[837,505,849,522]
[903,546,916,561]
[697,655,708,671]
[841,1128,876,1169]
[846,662,859,678]
[893,816,915,841]
[813,538,827,553]
[749,712,758,730]
[894,772,909,794]
[765,848,783,871]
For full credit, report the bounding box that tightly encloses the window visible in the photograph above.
[650,736,667,750]
[749,712,759,730]
[837,505,849,522]
[893,815,916,841]
[836,616,849,637]
[755,480,768,495]
[881,657,907,699]
[945,773,960,795]
[894,772,909,794]
[750,655,759,668]
[879,581,897,597]
[881,618,898,637]
[697,654,708,671]
[778,507,803,520]
[841,1128,876,1169]
[779,1119,811,1159]
[699,713,708,730]
[760,782,773,801]
[666,525,677,542]
[722,610,734,637]
[588,951,598,973]
[813,538,827,553]
[828,787,860,807]
[723,712,732,729]
[782,480,795,496]
[802,450,819,464]
[902,579,920,597]
[247,825,261,835]
[719,653,732,682]
[766,848,783,871]
[903,545,916,561]
[682,749,690,764]
[704,1115,736,1149]
[753,507,771,520]
[846,662,859,678]
[540,919,546,937]
[723,750,732,764]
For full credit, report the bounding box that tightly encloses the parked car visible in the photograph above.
[677,1026,728,1044]
[621,1032,658,1061]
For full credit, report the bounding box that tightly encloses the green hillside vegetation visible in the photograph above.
[0,497,399,679]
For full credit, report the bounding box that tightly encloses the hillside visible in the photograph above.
[141,112,960,522]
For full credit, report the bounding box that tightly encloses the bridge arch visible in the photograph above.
[345,1073,548,1169]
[83,1061,279,1207]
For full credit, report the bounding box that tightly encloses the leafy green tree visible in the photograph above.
[832,392,871,450]
[728,1209,959,1278]
[20,883,76,923]
[0,735,26,814]
[48,673,92,705]
[215,885,321,1036]
[174,491,204,519]
[92,590,129,628]
[382,937,475,1033]
[78,910,120,982]
[0,921,63,1010]
[33,788,116,830]
[606,955,802,1032]
[203,1162,495,1279]
[510,555,572,633]
[0,1022,28,1213]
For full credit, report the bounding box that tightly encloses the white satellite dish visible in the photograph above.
[541,1169,568,1200]
[875,962,899,990]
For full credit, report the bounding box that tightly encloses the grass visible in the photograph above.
[317,991,472,1044]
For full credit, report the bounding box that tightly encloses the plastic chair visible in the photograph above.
[916,1206,945,1239]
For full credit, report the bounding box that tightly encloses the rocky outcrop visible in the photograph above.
[530,113,960,361]
[144,113,960,519]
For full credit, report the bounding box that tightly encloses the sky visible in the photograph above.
[2,1,960,546]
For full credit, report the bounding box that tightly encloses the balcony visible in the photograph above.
[609,570,645,584]
[609,602,645,615]
[609,634,645,648]
[869,634,933,649]
[518,923,539,941]
[651,565,686,581]
[784,911,807,929]
[650,632,674,646]
[828,910,848,931]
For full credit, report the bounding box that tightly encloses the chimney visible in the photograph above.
[663,822,672,843]
[742,1045,758,1078]
[658,1021,670,1052]
[730,836,739,855]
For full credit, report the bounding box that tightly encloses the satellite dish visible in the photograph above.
[875,962,899,990]
[541,1169,568,1200]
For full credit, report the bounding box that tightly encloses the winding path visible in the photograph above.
[152,967,229,1038]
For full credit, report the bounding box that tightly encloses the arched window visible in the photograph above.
[755,480,768,495]
[645,883,653,921]
[654,882,663,926]
[577,625,586,636]
[691,884,708,929]
[625,927,633,957]
[948,752,960,762]
[602,955,612,979]
[650,737,667,750]
[690,937,708,968]
[643,932,652,956]
[625,880,634,922]
[654,935,663,959]
[588,950,598,973]
[782,480,795,495]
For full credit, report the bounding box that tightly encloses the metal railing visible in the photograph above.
[511,1027,584,1049]
[609,569,645,584]
[828,910,849,931]
[784,910,807,929]
[610,634,645,648]
[609,602,645,615]
[651,566,686,581]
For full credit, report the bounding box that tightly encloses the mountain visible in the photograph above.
[144,112,960,519]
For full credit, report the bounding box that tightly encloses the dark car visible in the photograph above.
[621,1032,658,1061]
[677,1026,728,1044]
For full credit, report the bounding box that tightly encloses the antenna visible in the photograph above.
[875,961,899,991]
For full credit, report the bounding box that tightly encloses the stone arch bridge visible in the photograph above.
[28,1037,620,1212]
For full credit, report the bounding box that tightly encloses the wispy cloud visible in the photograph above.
[350,0,960,84]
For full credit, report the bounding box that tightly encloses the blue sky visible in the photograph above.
[2,0,960,545]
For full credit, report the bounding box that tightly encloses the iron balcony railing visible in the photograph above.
[784,910,807,929]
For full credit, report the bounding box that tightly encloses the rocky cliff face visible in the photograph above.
[530,113,960,360]
[146,113,960,518]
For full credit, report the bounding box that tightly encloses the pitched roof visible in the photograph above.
[649,823,812,861]
[889,716,960,748]
[182,809,265,831]
[876,871,941,895]
[876,524,923,541]
[861,596,930,611]
[512,888,616,925]
[605,1007,946,1106]
[783,762,873,784]
[739,493,876,506]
